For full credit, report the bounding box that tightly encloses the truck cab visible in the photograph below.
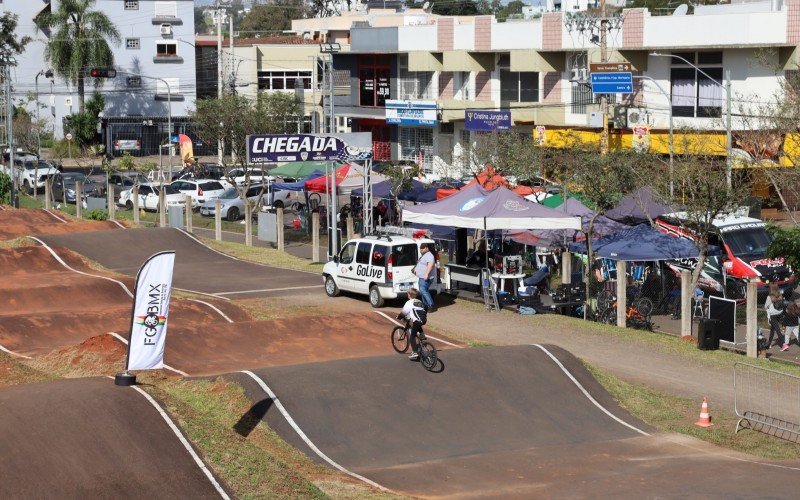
[656,212,794,298]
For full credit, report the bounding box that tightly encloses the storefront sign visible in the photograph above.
[385,100,437,126]
[464,110,511,132]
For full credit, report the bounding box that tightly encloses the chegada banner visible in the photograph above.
[126,251,175,371]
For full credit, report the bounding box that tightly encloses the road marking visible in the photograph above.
[174,287,231,301]
[662,434,800,471]
[27,236,134,298]
[107,332,190,377]
[531,344,651,437]
[42,209,68,223]
[374,311,464,348]
[127,383,231,499]
[110,219,126,229]
[178,229,240,261]
[0,344,32,359]
[240,370,389,492]
[214,285,323,296]
[188,299,234,323]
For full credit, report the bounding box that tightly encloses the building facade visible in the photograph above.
[2,0,196,147]
[323,1,797,179]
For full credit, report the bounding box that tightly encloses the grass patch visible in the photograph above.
[586,363,800,459]
[0,237,35,248]
[201,237,324,274]
[0,352,57,388]
[237,297,330,321]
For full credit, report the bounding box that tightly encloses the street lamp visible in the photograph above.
[650,52,732,190]
[633,75,674,197]
[35,69,54,158]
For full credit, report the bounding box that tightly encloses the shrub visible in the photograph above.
[86,209,108,221]
[0,172,10,204]
[767,225,800,278]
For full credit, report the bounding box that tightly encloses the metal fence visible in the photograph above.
[734,362,800,442]
[101,116,216,158]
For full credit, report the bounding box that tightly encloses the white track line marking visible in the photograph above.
[214,285,322,296]
[174,287,232,302]
[240,370,389,492]
[126,383,230,499]
[42,209,68,223]
[374,311,464,348]
[0,344,32,359]
[184,228,321,276]
[661,434,800,471]
[531,344,650,437]
[110,219,126,229]
[107,332,190,377]
[27,236,134,298]
[188,299,234,323]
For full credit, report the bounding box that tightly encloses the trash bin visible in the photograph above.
[697,318,721,350]
[168,205,184,230]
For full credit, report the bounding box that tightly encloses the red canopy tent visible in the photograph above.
[435,166,510,200]
[304,163,385,195]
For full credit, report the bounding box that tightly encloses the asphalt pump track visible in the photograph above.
[232,344,800,498]
[39,227,322,298]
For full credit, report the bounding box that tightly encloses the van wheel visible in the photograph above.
[125,200,133,210]
[369,286,384,308]
[23,180,32,195]
[325,276,340,297]
[273,200,284,209]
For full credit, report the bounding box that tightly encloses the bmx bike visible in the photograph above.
[391,319,438,371]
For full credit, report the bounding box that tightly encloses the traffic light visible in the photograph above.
[89,68,117,78]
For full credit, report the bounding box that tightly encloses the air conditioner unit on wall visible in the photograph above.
[160,24,172,35]
[626,107,647,128]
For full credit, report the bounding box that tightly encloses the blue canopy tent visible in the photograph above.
[351,179,464,203]
[568,224,711,261]
[270,170,325,191]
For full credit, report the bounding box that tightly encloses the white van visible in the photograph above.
[322,232,441,307]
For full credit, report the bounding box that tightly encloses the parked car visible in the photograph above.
[118,183,185,211]
[107,171,149,202]
[227,168,272,186]
[172,163,226,182]
[0,158,59,194]
[169,179,228,209]
[51,172,101,204]
[200,185,267,221]
[322,232,441,307]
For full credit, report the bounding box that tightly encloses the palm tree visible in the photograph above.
[37,0,120,112]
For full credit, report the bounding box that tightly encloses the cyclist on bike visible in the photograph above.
[397,288,428,361]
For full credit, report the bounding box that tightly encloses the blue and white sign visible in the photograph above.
[385,100,438,126]
[465,110,511,132]
[590,72,633,94]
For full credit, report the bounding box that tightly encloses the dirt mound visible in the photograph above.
[0,208,60,226]
[0,306,131,357]
[164,312,448,376]
[0,208,121,240]
[37,333,128,373]
[0,276,130,315]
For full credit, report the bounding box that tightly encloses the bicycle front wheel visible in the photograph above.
[391,326,409,353]
[419,340,438,371]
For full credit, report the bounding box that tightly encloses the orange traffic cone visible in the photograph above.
[695,396,713,428]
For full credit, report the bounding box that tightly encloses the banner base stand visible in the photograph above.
[115,372,137,386]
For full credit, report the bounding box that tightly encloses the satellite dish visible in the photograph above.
[673,4,689,16]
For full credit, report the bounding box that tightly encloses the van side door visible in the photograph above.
[352,242,376,294]
[336,242,358,291]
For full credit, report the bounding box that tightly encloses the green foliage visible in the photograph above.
[0,12,31,59]
[37,0,121,112]
[0,172,11,204]
[433,0,481,16]
[767,226,800,278]
[64,91,104,146]
[382,163,421,199]
[85,208,108,221]
[240,0,308,34]
[118,152,135,171]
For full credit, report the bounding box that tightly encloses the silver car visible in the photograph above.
[199,185,266,221]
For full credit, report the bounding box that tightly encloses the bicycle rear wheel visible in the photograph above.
[419,340,438,371]
[597,290,614,312]
[634,297,654,319]
[391,326,409,353]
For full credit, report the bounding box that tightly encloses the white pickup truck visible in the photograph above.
[0,153,60,194]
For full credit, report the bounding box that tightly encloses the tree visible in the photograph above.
[194,7,212,35]
[0,12,31,61]
[433,0,481,16]
[38,0,120,112]
[65,92,105,147]
[241,0,308,34]
[496,0,526,22]
[191,93,301,245]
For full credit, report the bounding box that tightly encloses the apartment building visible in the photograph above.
[326,0,796,178]
[2,0,196,145]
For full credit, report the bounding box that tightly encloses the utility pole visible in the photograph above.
[216,2,224,164]
[600,0,609,155]
[4,62,18,208]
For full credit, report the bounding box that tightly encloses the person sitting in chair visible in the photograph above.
[467,240,494,268]
[523,264,550,295]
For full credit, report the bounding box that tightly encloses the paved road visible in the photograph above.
[40,227,322,298]
[232,344,800,498]
[0,377,226,498]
